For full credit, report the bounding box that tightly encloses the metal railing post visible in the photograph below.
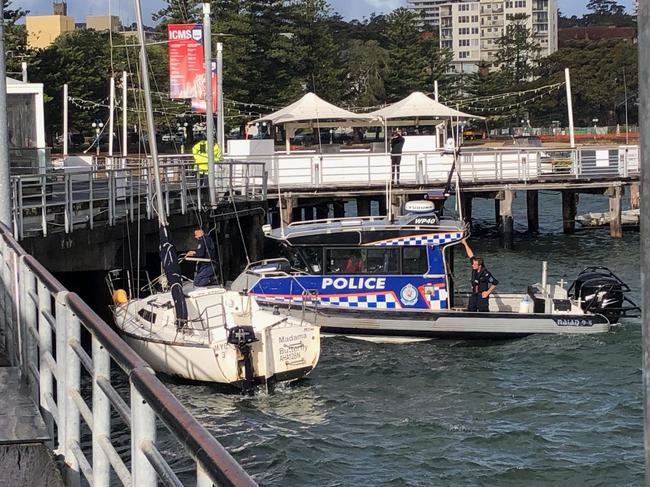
[41,174,47,237]
[54,292,69,455]
[92,335,111,487]
[197,463,214,487]
[64,304,81,487]
[89,172,94,230]
[131,381,157,487]
[37,280,55,446]
[20,260,39,403]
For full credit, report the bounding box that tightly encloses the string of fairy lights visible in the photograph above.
[67,81,567,121]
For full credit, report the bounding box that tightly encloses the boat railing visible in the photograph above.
[0,222,258,487]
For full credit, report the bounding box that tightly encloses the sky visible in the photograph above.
[14,0,636,24]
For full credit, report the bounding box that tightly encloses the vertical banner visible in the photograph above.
[191,60,217,113]
[167,23,205,99]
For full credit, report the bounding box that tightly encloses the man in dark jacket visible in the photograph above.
[390,129,405,184]
[462,240,498,312]
[186,227,217,287]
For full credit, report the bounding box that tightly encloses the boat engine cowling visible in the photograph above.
[570,267,637,324]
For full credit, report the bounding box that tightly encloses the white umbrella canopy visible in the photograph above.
[368,91,483,120]
[252,92,376,125]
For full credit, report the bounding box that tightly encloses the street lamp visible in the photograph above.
[592,118,599,136]
[176,121,188,154]
[91,119,104,157]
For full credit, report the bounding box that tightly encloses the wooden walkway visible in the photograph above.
[0,357,63,486]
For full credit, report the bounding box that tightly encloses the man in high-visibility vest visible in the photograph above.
[192,139,222,179]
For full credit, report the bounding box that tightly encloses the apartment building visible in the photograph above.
[86,15,122,32]
[407,0,473,26]
[439,0,558,74]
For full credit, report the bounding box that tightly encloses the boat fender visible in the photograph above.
[112,289,128,305]
[519,294,534,314]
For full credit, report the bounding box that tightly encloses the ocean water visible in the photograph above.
[155,191,643,486]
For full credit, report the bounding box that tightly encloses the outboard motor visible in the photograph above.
[227,326,259,395]
[569,267,640,324]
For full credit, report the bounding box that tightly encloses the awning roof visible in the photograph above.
[251,92,375,125]
[368,91,483,120]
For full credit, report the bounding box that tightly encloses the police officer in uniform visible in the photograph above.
[186,227,217,287]
[462,240,498,312]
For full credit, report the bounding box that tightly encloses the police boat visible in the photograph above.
[231,200,640,342]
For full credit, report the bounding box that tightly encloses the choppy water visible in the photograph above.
[153,191,642,486]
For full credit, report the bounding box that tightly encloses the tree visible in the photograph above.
[152,0,201,26]
[532,39,638,126]
[495,14,540,87]
[3,0,31,74]
[343,39,388,107]
[586,0,626,16]
[382,8,429,100]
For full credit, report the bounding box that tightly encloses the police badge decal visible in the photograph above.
[400,284,419,306]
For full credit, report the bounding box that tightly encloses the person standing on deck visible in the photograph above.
[462,240,498,312]
[390,129,405,184]
[186,228,217,287]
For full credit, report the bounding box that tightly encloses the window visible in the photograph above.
[325,248,400,275]
[459,39,470,47]
[299,248,323,274]
[138,308,157,323]
[402,247,428,275]
[459,51,470,59]
[472,27,479,34]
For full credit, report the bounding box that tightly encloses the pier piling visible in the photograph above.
[527,190,539,233]
[333,200,346,218]
[316,204,329,220]
[561,190,577,234]
[280,197,294,225]
[499,189,514,249]
[631,183,640,210]
[356,197,371,217]
[461,194,473,226]
[608,185,623,238]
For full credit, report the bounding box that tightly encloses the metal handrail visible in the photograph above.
[225,145,640,189]
[10,160,267,240]
[0,222,257,487]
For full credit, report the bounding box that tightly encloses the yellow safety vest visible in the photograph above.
[192,141,222,173]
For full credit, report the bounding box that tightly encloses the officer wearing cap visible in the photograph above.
[186,227,217,287]
[462,239,498,312]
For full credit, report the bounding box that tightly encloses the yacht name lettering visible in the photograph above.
[556,318,593,327]
[321,277,386,290]
[279,334,307,343]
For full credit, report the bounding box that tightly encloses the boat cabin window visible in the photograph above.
[402,246,428,275]
[299,248,323,274]
[138,308,157,323]
[325,248,400,275]
[279,247,322,273]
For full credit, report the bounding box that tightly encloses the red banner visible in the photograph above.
[168,23,205,99]
[191,60,217,113]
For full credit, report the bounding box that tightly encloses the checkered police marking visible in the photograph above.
[369,233,463,247]
[421,286,449,310]
[253,293,401,309]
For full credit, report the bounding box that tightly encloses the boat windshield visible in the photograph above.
[326,248,400,274]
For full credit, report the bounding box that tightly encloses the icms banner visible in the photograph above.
[168,23,205,99]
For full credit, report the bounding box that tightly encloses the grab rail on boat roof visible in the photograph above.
[287,215,387,227]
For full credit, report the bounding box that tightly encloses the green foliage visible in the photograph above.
[531,39,637,126]
[3,0,31,74]
[495,14,540,87]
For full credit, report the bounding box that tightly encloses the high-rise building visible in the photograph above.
[439,0,558,74]
[407,0,473,26]
[26,2,75,49]
[86,15,121,32]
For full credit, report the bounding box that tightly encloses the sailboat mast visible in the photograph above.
[133,0,167,226]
